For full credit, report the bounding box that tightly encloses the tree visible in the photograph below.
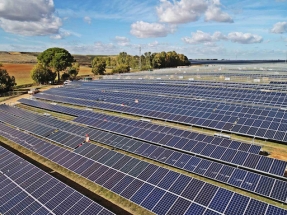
[30,63,56,84]
[68,62,80,80]
[92,57,106,75]
[37,47,74,83]
[0,63,16,93]
[117,52,129,65]
[112,64,130,74]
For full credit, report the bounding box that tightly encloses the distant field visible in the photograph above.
[2,63,94,86]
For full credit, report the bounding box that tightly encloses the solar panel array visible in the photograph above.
[32,87,287,143]
[77,79,287,91]
[49,81,287,108]
[0,103,262,155]
[0,146,114,215]
[118,72,287,80]
[2,103,287,204]
[73,115,287,175]
[16,99,287,177]
[2,77,287,215]
[1,122,287,215]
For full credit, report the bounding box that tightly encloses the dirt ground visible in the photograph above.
[0,85,56,105]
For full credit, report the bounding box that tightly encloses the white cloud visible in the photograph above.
[0,17,62,36]
[156,0,207,24]
[156,0,232,24]
[148,41,159,47]
[271,22,287,34]
[94,42,116,51]
[115,36,130,46]
[0,0,62,36]
[183,31,263,45]
[227,32,263,44]
[0,0,55,21]
[182,30,226,44]
[205,0,233,23]
[84,16,92,24]
[130,21,176,38]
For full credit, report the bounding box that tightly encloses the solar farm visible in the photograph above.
[1,66,287,215]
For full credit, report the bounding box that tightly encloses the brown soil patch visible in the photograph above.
[2,63,35,85]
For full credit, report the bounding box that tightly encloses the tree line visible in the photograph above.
[1,48,190,93]
[91,51,190,75]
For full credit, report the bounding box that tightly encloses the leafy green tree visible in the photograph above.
[30,64,56,84]
[68,62,80,80]
[117,52,129,65]
[37,47,74,83]
[92,58,106,75]
[0,64,16,93]
[112,64,130,74]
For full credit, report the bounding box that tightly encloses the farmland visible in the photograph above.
[2,63,94,85]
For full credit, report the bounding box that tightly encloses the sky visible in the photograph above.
[0,0,286,59]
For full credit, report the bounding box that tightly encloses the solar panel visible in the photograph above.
[0,146,114,215]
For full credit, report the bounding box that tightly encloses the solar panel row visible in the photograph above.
[116,73,287,80]
[61,82,287,117]
[59,85,287,123]
[73,80,287,107]
[0,146,114,215]
[0,123,286,215]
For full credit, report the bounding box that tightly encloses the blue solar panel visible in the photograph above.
[244,199,268,215]
[194,184,218,206]
[225,193,250,215]
[255,176,275,197]
[241,173,260,193]
[228,169,247,187]
[270,180,287,202]
[209,188,233,213]
[166,197,191,215]
[130,183,154,204]
[181,179,205,201]
[140,188,165,211]
[158,171,180,190]
[152,192,177,215]
[184,203,206,215]
[168,174,190,195]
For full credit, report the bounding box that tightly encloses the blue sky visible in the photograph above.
[0,0,286,59]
